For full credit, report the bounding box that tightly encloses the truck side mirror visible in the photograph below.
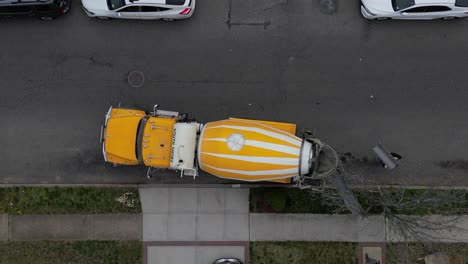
[153,104,159,116]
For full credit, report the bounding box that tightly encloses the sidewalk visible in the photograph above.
[250,214,468,243]
[139,187,249,241]
[0,214,141,241]
[250,214,385,242]
[5,212,465,243]
[0,188,466,244]
[139,187,250,264]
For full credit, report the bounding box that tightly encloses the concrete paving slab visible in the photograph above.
[197,214,225,241]
[146,245,246,264]
[167,213,197,241]
[89,214,142,240]
[387,215,468,242]
[357,216,386,242]
[9,215,88,241]
[441,215,468,242]
[250,214,385,242]
[0,214,8,241]
[143,214,168,241]
[425,253,449,264]
[195,213,250,241]
[141,187,250,242]
[302,214,332,241]
[250,213,280,241]
[197,188,225,213]
[251,214,329,241]
[140,188,169,214]
[225,189,249,213]
[196,246,245,264]
[357,243,387,264]
[362,247,383,264]
[148,246,196,264]
[225,213,250,241]
[328,215,357,241]
[280,214,307,241]
[169,188,198,213]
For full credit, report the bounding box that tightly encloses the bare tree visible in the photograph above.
[307,152,468,263]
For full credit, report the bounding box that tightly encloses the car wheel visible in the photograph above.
[162,18,175,22]
[40,16,54,21]
[441,16,457,20]
[60,0,71,13]
[97,16,110,19]
[61,6,70,13]
[376,17,390,20]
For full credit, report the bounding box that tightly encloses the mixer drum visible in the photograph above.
[197,118,314,182]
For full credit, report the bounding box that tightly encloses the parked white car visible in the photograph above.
[81,0,195,20]
[361,0,468,20]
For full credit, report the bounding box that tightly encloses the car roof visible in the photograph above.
[124,0,185,5]
[414,0,455,5]
[0,0,53,5]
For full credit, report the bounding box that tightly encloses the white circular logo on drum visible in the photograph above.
[226,133,245,151]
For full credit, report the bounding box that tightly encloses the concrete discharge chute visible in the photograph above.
[101,105,338,187]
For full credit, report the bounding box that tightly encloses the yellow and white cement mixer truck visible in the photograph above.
[100,105,337,187]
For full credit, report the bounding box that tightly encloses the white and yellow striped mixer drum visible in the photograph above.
[197,118,314,183]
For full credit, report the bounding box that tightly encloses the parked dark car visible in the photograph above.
[212,258,244,264]
[0,0,70,20]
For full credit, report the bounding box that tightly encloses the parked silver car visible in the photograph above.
[361,0,468,20]
[81,0,195,20]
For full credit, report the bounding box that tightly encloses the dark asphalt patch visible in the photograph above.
[437,160,468,171]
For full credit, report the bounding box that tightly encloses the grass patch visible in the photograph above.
[250,187,468,215]
[0,241,141,264]
[250,241,357,264]
[387,242,468,264]
[0,187,141,214]
[250,188,335,214]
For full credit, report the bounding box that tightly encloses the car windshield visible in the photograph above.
[106,0,125,10]
[135,116,148,163]
[455,0,468,6]
[391,0,415,11]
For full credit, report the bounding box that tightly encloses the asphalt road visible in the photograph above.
[1,0,468,185]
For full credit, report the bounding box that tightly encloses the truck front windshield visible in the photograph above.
[135,116,148,163]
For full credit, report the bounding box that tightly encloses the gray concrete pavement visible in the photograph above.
[140,187,249,241]
[2,0,468,186]
[250,213,468,243]
[3,212,467,243]
[145,244,246,264]
[3,214,141,241]
[250,214,386,242]
[386,215,468,243]
[140,187,250,264]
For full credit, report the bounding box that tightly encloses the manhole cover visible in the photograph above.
[127,71,145,88]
